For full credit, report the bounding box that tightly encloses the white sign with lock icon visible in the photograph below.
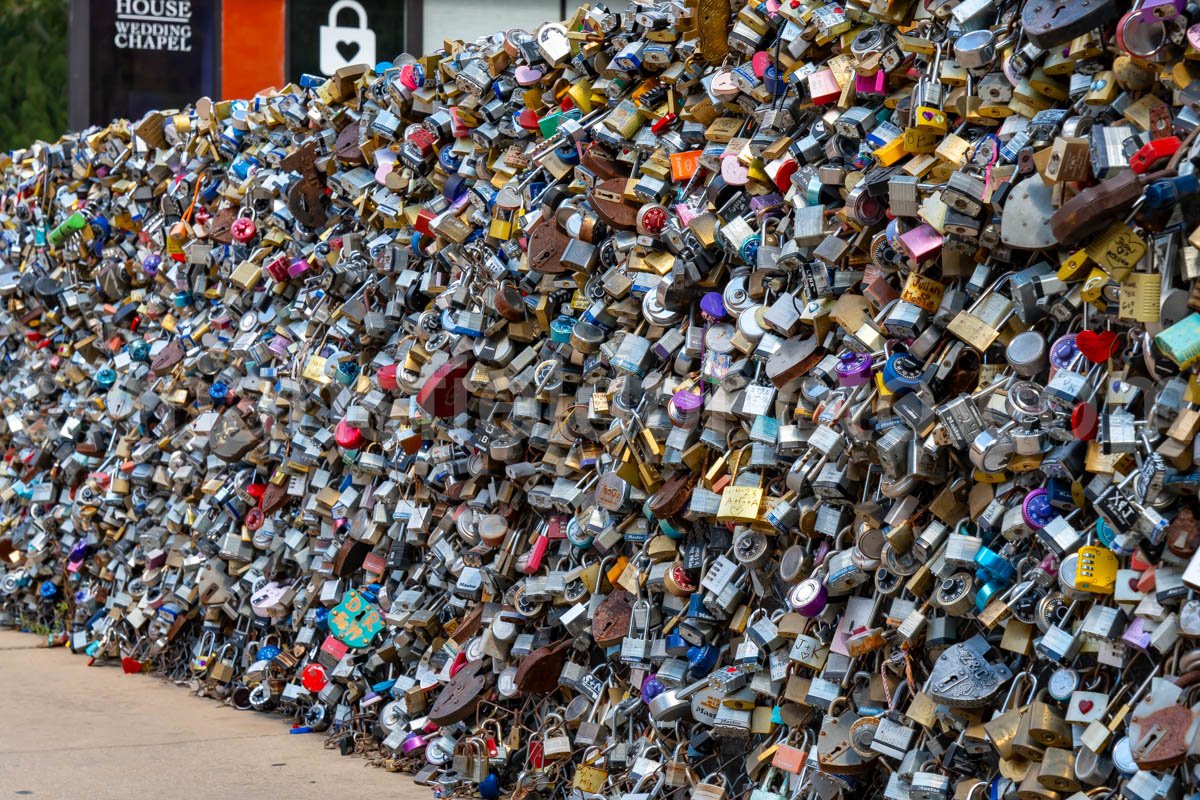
[319,0,376,75]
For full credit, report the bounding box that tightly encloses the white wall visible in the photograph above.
[423,0,563,49]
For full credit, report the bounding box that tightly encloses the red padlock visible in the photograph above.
[265,254,290,282]
[1130,136,1181,174]
[230,209,257,243]
[301,663,328,692]
[334,418,366,449]
[651,113,678,134]
[376,363,399,391]
[243,507,265,531]
[415,355,472,418]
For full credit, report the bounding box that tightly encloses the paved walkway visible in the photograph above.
[0,630,427,800]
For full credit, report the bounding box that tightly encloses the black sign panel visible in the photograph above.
[286,0,407,81]
[84,0,218,126]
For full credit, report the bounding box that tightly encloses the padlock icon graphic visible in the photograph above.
[319,0,376,76]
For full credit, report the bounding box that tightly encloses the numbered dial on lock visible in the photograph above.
[817,710,877,773]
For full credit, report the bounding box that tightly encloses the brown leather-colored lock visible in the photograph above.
[648,472,695,518]
[514,639,572,693]
[282,141,327,228]
[260,480,290,516]
[1129,704,1193,770]
[428,659,490,725]
[580,144,628,181]
[1166,506,1200,557]
[450,602,485,645]
[151,340,186,376]
[591,589,634,647]
[208,207,236,243]
[495,284,527,321]
[334,120,365,164]
[526,218,569,274]
[1050,169,1147,245]
[590,178,638,230]
[332,538,371,577]
[209,409,258,462]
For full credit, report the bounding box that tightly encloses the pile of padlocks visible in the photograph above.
[4,0,1200,797]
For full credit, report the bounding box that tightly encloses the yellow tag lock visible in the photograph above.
[1085,222,1146,280]
[904,127,939,153]
[1075,545,1118,593]
[1080,267,1113,305]
[302,356,331,383]
[913,106,948,135]
[1118,272,1162,323]
[1057,249,1092,282]
[489,216,513,240]
[716,485,764,523]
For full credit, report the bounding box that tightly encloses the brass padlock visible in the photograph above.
[1028,690,1072,748]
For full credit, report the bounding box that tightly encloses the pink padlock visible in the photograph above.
[230,208,257,243]
[401,733,428,755]
[720,155,749,186]
[287,257,311,279]
[897,222,943,264]
[855,70,886,97]
[514,65,544,86]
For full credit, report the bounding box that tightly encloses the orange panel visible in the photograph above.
[221,0,286,100]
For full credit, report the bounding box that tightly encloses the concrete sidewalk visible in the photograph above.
[0,630,427,800]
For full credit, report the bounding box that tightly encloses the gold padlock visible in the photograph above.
[1036,748,1079,793]
[1016,770,1059,800]
[1028,691,1072,748]
[983,671,1036,759]
[1011,707,1045,761]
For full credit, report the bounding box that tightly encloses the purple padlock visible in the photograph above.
[1049,333,1079,373]
[287,258,311,279]
[699,291,727,321]
[1021,488,1055,530]
[670,389,704,428]
[788,575,828,617]
[401,733,428,755]
[835,351,873,387]
[641,674,665,704]
[268,335,292,358]
[1121,617,1152,651]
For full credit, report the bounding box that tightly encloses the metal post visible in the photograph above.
[68,0,90,130]
[405,0,423,55]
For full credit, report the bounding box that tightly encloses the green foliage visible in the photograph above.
[0,0,68,151]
